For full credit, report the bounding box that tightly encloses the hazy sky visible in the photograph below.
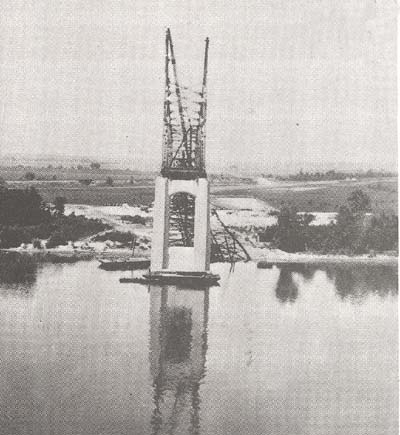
[0,0,397,172]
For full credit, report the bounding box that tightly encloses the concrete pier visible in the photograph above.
[151,176,211,272]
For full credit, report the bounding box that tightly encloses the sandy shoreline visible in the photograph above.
[2,247,397,267]
[256,255,398,266]
[251,246,398,266]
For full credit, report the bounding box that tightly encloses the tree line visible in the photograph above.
[259,189,398,254]
[0,187,109,249]
[274,169,396,182]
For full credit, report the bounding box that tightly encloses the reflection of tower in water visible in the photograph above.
[275,267,299,304]
[149,286,209,435]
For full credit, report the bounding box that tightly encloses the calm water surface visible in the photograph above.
[0,261,397,435]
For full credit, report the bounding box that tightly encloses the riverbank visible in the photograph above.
[2,195,396,266]
[0,245,151,262]
[1,245,396,267]
[256,252,398,267]
[240,243,397,266]
[0,249,96,263]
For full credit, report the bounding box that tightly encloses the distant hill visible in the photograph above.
[1,153,397,177]
[0,153,159,172]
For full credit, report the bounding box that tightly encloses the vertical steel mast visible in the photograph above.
[167,29,187,152]
[162,30,172,168]
[197,37,209,171]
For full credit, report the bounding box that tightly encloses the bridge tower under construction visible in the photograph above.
[151,29,211,273]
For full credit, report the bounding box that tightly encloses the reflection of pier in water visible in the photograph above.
[149,285,209,435]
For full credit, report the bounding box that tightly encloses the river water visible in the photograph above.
[0,261,397,435]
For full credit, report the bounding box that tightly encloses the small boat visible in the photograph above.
[99,257,150,271]
[119,270,220,287]
[120,276,149,284]
[256,261,274,269]
[98,234,151,271]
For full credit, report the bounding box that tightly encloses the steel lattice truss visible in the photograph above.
[210,209,251,264]
[161,29,208,178]
[169,196,251,263]
[169,193,195,247]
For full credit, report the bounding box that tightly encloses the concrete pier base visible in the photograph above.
[151,176,211,273]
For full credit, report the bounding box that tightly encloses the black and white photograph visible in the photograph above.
[0,1,398,434]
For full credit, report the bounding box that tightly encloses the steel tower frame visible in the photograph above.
[161,28,208,179]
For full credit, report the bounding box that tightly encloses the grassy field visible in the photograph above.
[34,185,155,206]
[0,165,156,206]
[213,179,398,214]
[3,170,397,214]
[0,165,156,183]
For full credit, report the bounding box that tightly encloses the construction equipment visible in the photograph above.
[210,209,251,264]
